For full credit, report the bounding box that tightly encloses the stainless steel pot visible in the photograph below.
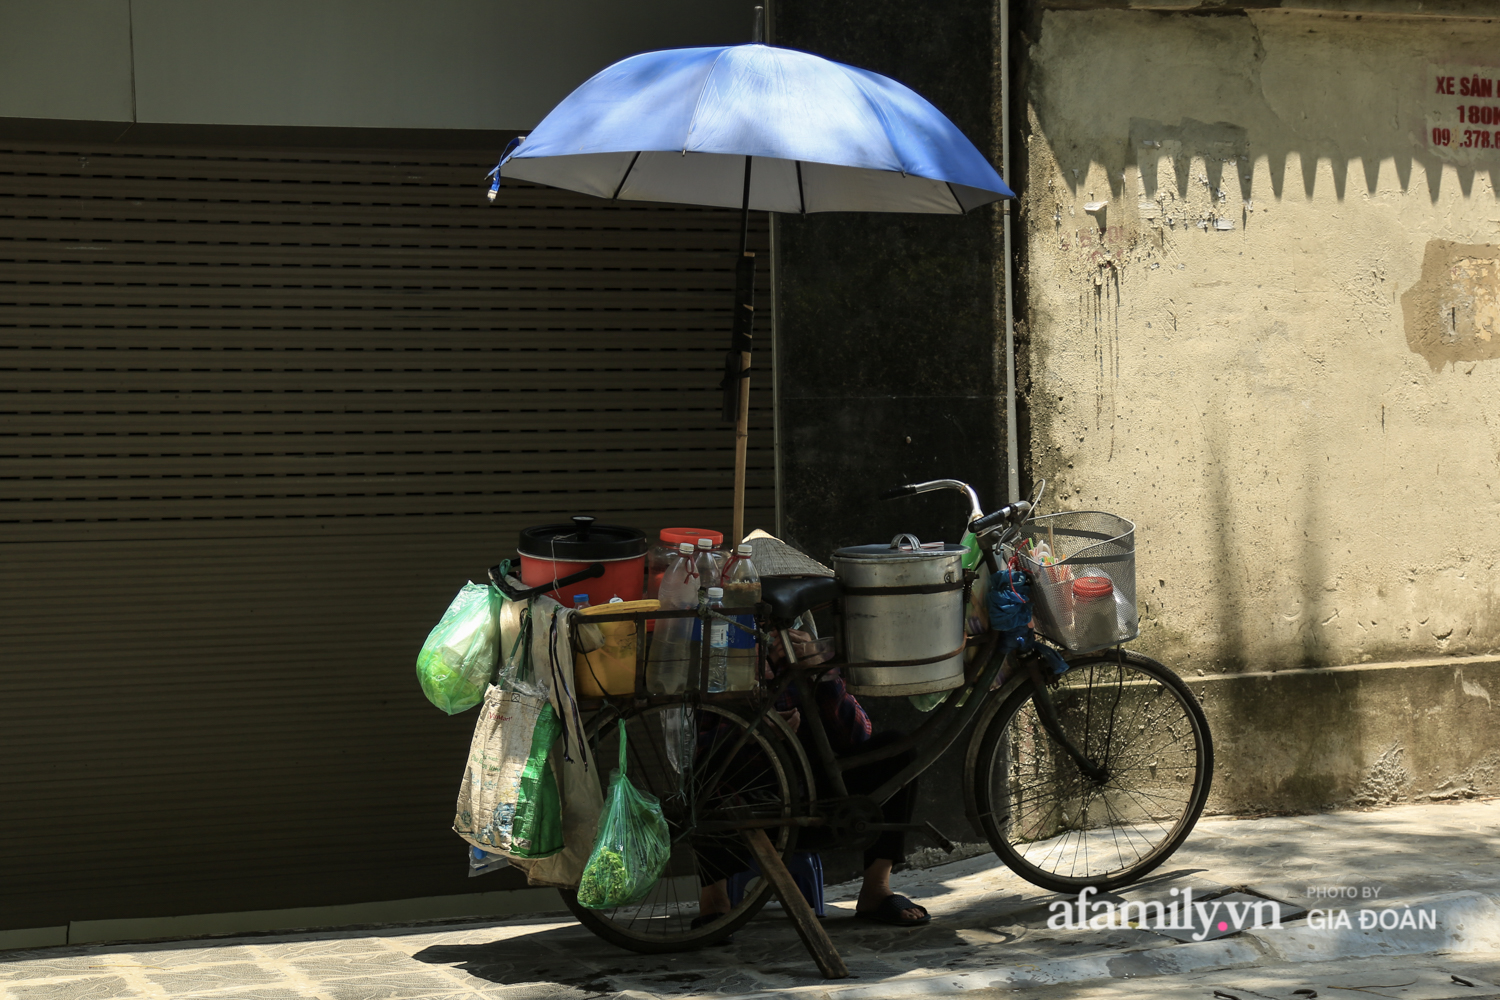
[832,534,966,696]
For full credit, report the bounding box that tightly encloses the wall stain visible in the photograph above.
[1400,240,1500,370]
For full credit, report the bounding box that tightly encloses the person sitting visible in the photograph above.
[697,628,930,928]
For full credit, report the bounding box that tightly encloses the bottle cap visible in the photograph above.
[1072,577,1113,600]
[737,543,753,556]
[573,594,589,605]
[697,538,714,549]
[707,587,724,599]
[678,541,695,554]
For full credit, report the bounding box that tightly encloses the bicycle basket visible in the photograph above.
[1016,511,1138,653]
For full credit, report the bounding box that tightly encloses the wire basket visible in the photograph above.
[1016,511,1138,653]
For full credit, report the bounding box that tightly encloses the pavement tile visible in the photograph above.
[5,976,135,1000]
[144,962,286,992]
[288,952,419,980]
[318,973,477,1000]
[126,944,263,968]
[263,939,397,960]
[0,966,93,985]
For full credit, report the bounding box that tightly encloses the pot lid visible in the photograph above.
[834,533,965,561]
[519,516,647,561]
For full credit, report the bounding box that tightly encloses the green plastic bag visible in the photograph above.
[509,702,564,858]
[417,582,498,715]
[577,721,671,909]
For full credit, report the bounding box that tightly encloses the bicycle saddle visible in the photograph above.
[760,575,843,623]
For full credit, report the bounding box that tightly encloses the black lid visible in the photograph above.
[518,515,647,561]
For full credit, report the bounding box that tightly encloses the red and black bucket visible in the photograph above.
[517,516,648,605]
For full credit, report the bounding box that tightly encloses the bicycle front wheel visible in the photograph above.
[561,702,811,952]
[973,649,1213,892]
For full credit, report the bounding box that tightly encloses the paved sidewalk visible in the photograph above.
[3,800,1499,1000]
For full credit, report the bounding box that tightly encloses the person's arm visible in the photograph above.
[769,629,871,751]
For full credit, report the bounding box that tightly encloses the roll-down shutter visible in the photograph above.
[0,141,773,930]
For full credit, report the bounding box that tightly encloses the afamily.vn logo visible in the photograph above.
[1046,886,1439,939]
[1047,887,1283,939]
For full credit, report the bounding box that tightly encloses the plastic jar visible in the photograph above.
[1071,574,1117,649]
[647,527,723,599]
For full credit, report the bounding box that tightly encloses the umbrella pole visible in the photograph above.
[731,156,753,547]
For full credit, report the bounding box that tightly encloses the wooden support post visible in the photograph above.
[742,827,849,980]
[730,345,751,548]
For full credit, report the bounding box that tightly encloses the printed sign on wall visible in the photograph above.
[1425,63,1500,165]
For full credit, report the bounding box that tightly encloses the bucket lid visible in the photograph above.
[661,526,723,547]
[519,516,647,561]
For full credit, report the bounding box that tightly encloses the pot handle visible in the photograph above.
[890,533,924,551]
[489,561,605,602]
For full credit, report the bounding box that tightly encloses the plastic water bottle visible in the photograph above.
[722,544,761,691]
[706,586,729,693]
[694,537,725,597]
[646,542,698,695]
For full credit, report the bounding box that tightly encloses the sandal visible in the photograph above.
[855,894,930,927]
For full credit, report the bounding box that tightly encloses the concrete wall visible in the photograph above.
[0,0,748,130]
[1189,655,1500,814]
[1020,7,1500,681]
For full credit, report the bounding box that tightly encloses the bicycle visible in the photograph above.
[518,479,1213,954]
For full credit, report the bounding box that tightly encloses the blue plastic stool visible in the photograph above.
[726,851,825,917]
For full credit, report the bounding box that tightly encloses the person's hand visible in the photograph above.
[770,628,832,666]
[776,706,802,733]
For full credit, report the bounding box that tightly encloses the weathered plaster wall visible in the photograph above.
[1022,8,1500,677]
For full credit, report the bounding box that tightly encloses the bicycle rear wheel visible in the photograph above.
[972,649,1212,892]
[561,702,811,952]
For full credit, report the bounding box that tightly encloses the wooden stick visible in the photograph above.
[742,827,849,979]
[731,347,751,549]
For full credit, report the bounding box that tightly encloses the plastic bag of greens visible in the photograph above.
[417,582,499,715]
[576,721,671,909]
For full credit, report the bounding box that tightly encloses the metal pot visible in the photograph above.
[832,533,967,696]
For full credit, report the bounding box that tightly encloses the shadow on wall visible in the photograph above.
[1200,401,1330,674]
[1028,8,1500,207]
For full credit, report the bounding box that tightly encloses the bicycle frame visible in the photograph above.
[776,626,1104,816]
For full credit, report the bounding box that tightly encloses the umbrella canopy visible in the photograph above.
[498,42,1014,213]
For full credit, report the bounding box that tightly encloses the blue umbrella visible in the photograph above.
[496,42,1013,214]
[490,30,1013,543]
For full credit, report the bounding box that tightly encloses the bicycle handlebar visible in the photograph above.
[969,500,1032,534]
[879,477,1046,536]
[878,479,984,524]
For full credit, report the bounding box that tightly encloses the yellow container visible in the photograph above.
[574,600,660,697]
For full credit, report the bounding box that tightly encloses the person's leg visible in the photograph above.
[695,837,749,917]
[842,731,927,923]
[699,879,731,916]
